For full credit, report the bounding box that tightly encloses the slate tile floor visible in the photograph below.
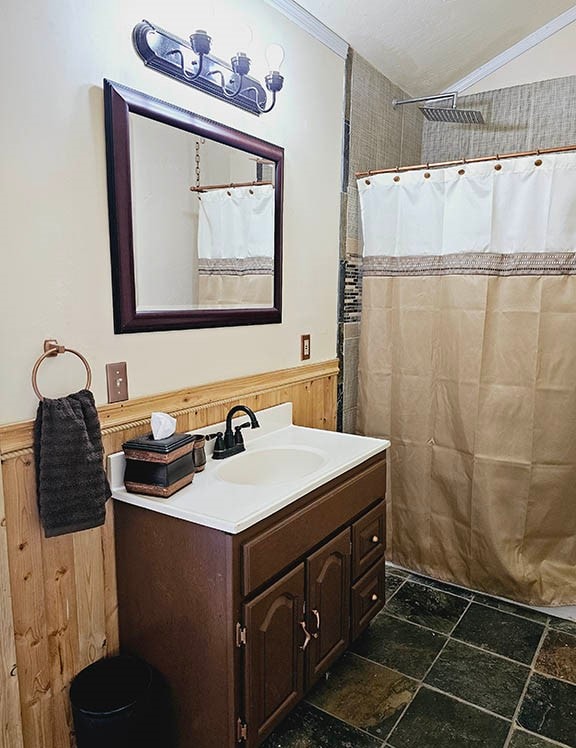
[264,567,576,748]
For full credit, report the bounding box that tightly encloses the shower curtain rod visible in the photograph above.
[189,180,273,193]
[355,143,576,178]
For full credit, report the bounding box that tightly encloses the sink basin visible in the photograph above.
[216,446,328,486]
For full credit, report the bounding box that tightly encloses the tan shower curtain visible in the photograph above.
[356,154,576,606]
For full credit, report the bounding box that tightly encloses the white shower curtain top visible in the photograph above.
[198,184,274,260]
[358,151,576,269]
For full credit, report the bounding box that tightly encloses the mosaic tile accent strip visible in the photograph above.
[343,253,363,322]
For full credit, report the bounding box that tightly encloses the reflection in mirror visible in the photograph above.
[130,114,275,311]
[103,79,283,333]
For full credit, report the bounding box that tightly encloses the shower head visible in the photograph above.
[419,106,485,125]
[392,91,485,126]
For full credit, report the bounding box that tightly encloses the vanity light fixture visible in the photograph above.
[132,19,285,115]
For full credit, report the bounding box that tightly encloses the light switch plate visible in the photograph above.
[106,362,128,403]
[301,334,311,361]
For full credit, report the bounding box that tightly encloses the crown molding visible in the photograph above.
[264,0,349,58]
[445,4,576,94]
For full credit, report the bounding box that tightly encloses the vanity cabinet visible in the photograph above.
[114,453,386,748]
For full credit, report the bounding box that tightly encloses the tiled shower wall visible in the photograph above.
[339,51,423,432]
[422,75,576,162]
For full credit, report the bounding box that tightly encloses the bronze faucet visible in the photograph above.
[211,405,260,460]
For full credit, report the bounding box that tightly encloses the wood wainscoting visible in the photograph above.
[0,360,338,748]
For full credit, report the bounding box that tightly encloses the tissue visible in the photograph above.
[151,412,177,440]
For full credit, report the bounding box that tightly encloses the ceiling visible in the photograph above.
[293,0,576,95]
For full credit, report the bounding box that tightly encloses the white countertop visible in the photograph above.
[108,403,390,534]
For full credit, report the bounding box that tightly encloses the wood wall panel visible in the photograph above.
[3,456,53,748]
[0,466,24,748]
[42,532,79,748]
[0,360,338,748]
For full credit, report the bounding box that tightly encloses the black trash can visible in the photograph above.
[70,655,173,748]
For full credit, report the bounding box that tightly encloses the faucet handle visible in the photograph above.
[206,431,225,456]
[234,422,251,446]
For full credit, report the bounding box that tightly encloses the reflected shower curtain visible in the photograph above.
[197,184,274,307]
[357,153,576,605]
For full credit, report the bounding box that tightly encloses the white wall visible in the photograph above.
[0,0,345,424]
[465,21,576,94]
[131,115,198,310]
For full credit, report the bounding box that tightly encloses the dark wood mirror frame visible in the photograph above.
[103,79,283,333]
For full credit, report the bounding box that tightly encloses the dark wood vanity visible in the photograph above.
[114,452,386,747]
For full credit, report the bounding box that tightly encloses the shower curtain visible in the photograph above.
[357,152,576,605]
[197,184,274,307]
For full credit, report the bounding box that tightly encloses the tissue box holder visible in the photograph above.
[123,433,195,498]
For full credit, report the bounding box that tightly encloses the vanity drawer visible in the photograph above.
[352,502,386,580]
[242,458,386,596]
[351,558,386,640]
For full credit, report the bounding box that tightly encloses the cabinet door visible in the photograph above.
[243,563,306,745]
[306,529,351,685]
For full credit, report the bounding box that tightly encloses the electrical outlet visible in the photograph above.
[106,362,129,403]
[301,334,311,361]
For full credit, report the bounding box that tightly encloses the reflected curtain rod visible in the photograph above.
[189,180,273,193]
[355,143,576,178]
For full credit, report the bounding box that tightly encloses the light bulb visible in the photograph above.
[265,43,285,72]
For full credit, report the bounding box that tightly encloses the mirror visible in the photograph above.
[104,79,283,333]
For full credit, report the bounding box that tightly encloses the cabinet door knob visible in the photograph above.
[299,620,312,651]
[371,535,379,543]
[371,593,378,602]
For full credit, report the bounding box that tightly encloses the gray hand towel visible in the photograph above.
[33,389,111,537]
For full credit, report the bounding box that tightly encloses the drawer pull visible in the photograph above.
[312,608,321,638]
[299,620,312,651]
[371,593,378,602]
[371,535,379,543]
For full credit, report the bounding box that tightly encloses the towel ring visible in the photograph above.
[32,339,92,400]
